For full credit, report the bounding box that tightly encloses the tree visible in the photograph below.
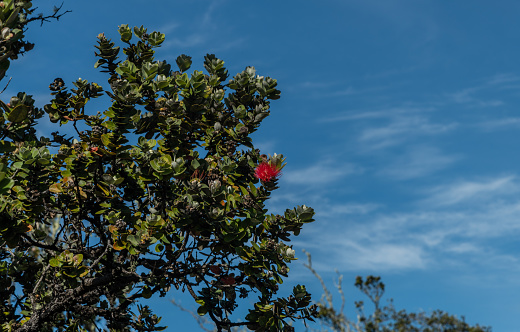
[0,5,318,331]
[169,253,493,332]
[304,253,491,332]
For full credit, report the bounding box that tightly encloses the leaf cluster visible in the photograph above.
[0,0,69,82]
[0,21,316,332]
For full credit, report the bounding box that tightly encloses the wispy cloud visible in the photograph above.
[163,34,206,49]
[284,160,362,185]
[379,146,460,180]
[292,80,387,99]
[156,22,180,35]
[421,176,519,207]
[320,106,434,123]
[358,116,456,149]
[319,203,380,217]
[255,140,276,154]
[445,73,520,108]
[320,240,427,271]
[476,117,520,131]
[486,73,520,86]
[449,87,504,108]
[159,0,245,52]
[301,196,520,273]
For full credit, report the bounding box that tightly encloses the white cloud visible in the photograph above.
[422,176,519,207]
[358,116,456,149]
[444,242,480,254]
[289,170,520,274]
[450,88,504,107]
[320,203,380,216]
[284,161,362,185]
[486,73,520,86]
[254,140,276,155]
[450,87,482,104]
[163,34,206,49]
[159,0,242,52]
[156,22,180,34]
[331,241,427,271]
[476,117,520,131]
[320,106,434,123]
[379,146,459,180]
[445,74,520,108]
[300,198,520,273]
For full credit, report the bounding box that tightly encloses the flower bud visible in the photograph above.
[209,179,221,194]
[1,27,10,40]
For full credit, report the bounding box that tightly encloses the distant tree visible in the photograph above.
[0,5,318,331]
[304,252,491,332]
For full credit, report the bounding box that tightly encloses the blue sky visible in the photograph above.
[11,0,520,330]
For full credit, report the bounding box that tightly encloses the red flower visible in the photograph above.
[254,162,282,182]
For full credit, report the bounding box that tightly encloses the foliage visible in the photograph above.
[0,0,69,82]
[0,7,318,332]
[304,253,491,332]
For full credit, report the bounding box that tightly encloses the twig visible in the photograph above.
[27,2,72,27]
[0,76,12,94]
[21,233,60,251]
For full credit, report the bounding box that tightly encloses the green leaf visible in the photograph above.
[148,31,165,46]
[0,177,14,194]
[78,266,89,277]
[252,242,260,252]
[0,140,15,152]
[197,306,208,316]
[191,159,200,169]
[249,182,257,197]
[155,243,164,253]
[175,72,189,87]
[5,7,20,26]
[33,229,47,241]
[74,254,83,265]
[113,240,125,251]
[102,121,117,131]
[141,62,158,81]
[7,104,29,123]
[133,25,147,39]
[63,268,78,278]
[223,233,236,242]
[101,133,113,147]
[99,201,111,208]
[49,183,63,194]
[94,59,105,69]
[176,54,192,73]
[127,234,140,246]
[118,24,132,42]
[142,286,153,299]
[49,258,61,267]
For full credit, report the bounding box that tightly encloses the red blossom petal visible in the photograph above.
[254,162,282,182]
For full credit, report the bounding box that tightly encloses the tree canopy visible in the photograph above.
[0,2,318,330]
[0,2,497,332]
[304,252,491,332]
